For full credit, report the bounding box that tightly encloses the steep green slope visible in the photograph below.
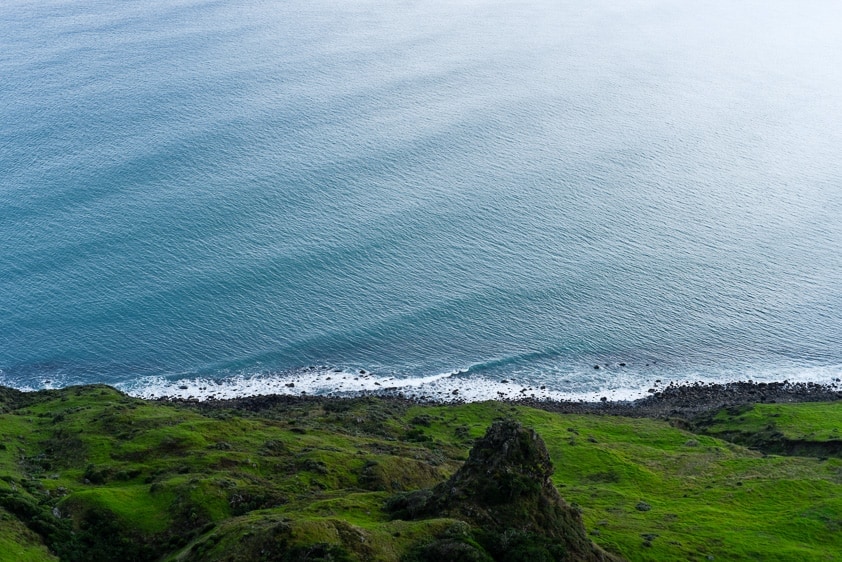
[693,402,842,458]
[0,386,840,561]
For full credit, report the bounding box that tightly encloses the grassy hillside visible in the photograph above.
[0,385,840,561]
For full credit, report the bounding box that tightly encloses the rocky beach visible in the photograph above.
[184,379,842,419]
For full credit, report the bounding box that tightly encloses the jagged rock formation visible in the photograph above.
[388,420,623,561]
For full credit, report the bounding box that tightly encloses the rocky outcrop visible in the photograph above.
[388,420,623,561]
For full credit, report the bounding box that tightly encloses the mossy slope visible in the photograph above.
[694,402,842,457]
[0,386,840,561]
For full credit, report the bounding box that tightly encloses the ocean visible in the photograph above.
[2,0,841,402]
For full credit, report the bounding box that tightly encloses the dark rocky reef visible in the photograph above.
[521,380,842,419]
[181,380,842,422]
[388,420,623,561]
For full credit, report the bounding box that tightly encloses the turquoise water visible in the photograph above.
[2,0,842,401]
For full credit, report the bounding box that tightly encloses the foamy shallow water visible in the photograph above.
[111,364,842,403]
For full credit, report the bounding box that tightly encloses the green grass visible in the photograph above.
[0,507,58,562]
[61,484,175,534]
[703,402,842,442]
[1,387,841,561]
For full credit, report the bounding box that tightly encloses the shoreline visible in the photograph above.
[4,379,841,420]
[7,361,842,405]
[170,379,842,419]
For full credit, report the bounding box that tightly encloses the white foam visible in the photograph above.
[116,367,650,403]
[5,362,838,404]
[0,374,38,393]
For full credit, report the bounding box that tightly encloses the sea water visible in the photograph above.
[2,0,842,401]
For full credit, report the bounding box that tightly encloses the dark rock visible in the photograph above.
[388,420,622,561]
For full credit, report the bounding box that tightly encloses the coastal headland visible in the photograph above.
[1,381,841,561]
